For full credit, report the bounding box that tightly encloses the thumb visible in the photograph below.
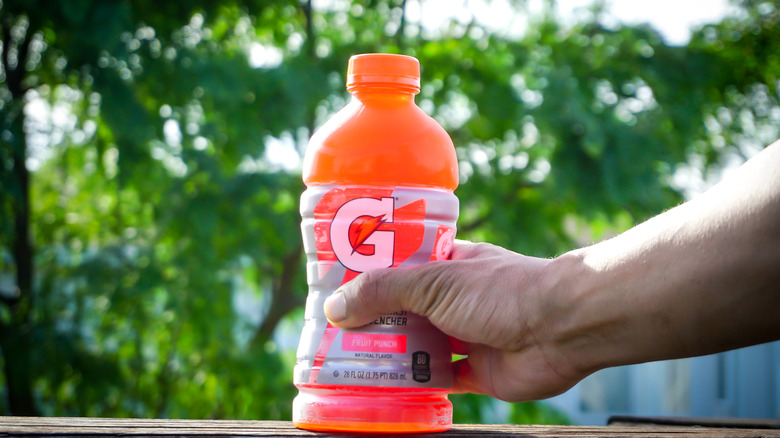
[325,240,476,328]
[324,267,421,328]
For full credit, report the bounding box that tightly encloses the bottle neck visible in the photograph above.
[349,85,418,105]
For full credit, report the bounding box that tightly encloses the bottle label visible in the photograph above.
[296,186,458,388]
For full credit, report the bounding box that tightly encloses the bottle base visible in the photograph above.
[293,384,452,433]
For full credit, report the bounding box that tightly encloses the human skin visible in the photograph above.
[323,140,780,402]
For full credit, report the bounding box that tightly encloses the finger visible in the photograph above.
[449,239,476,261]
[452,358,486,394]
[324,267,417,328]
[326,240,495,328]
[450,240,502,261]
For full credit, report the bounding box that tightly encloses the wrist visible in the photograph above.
[539,247,634,378]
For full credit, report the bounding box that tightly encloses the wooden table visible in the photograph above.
[1,416,778,437]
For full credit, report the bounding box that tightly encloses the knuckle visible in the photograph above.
[352,269,386,310]
[413,263,457,318]
[456,241,498,260]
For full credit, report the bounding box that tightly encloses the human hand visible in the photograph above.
[323,142,780,402]
[323,240,590,402]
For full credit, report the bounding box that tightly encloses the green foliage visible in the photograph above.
[1,0,778,425]
[451,393,570,425]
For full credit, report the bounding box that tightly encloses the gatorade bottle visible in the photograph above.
[293,53,459,433]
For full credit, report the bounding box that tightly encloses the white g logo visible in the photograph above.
[331,197,395,272]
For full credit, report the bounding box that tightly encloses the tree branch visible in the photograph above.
[2,15,32,99]
[0,12,39,418]
[302,0,314,59]
[458,214,490,233]
[250,243,305,348]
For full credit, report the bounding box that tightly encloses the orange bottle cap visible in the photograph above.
[346,53,420,92]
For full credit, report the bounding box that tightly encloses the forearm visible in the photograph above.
[548,141,780,375]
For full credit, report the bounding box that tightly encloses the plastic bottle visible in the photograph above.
[293,53,459,433]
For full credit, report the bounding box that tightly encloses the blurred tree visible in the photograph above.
[0,0,778,423]
[1,0,317,418]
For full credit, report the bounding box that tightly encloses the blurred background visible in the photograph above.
[1,0,778,425]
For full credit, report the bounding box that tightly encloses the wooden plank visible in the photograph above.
[0,417,777,437]
[608,415,780,429]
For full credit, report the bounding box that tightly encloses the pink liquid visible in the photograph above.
[293,384,452,433]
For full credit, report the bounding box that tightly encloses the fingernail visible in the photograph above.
[324,289,348,323]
